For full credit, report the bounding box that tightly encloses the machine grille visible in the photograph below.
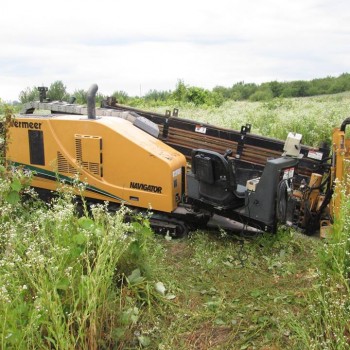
[82,161,100,175]
[75,135,103,176]
[57,152,78,174]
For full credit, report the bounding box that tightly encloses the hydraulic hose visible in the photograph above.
[276,180,288,223]
[340,117,350,132]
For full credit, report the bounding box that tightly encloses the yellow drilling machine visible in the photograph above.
[4,84,350,236]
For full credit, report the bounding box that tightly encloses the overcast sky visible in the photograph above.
[0,0,349,101]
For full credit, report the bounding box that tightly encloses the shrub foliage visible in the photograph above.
[15,73,350,107]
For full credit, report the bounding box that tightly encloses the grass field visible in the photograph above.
[151,91,350,146]
[1,93,350,349]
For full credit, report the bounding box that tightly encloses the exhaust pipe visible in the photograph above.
[87,84,98,119]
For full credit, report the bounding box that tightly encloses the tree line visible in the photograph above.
[17,73,350,108]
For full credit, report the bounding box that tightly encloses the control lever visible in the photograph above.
[223,149,233,159]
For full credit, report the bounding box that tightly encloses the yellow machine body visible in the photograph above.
[6,115,187,213]
[331,126,350,219]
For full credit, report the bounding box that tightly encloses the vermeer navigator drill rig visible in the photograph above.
[5,84,348,236]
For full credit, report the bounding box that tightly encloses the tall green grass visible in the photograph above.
[151,92,350,146]
[291,179,350,349]
[0,167,161,349]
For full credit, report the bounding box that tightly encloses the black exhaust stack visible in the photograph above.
[87,84,98,119]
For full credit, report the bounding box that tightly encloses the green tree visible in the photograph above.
[47,80,69,101]
[212,85,231,100]
[266,81,284,98]
[112,90,130,104]
[327,74,350,94]
[281,81,309,98]
[249,88,273,101]
[172,80,188,103]
[144,89,171,103]
[18,86,39,103]
[72,89,87,105]
[207,91,225,107]
[186,86,209,105]
[95,92,106,106]
[231,82,258,100]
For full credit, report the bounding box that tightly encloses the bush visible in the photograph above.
[0,147,162,349]
[249,89,273,101]
[186,86,209,106]
[18,86,39,103]
[47,80,69,101]
[112,90,130,105]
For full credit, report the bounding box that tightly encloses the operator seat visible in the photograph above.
[191,149,243,208]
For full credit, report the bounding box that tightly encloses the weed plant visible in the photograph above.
[0,170,164,349]
[291,179,350,349]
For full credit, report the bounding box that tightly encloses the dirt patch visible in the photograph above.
[165,240,193,262]
[181,323,233,349]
